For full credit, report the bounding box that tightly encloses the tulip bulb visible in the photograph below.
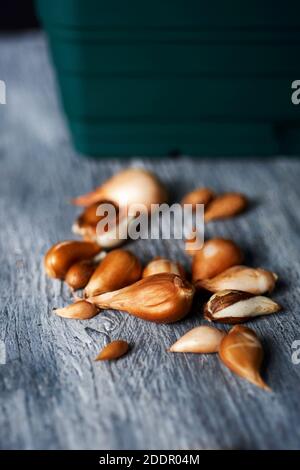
[204,192,248,222]
[204,290,281,324]
[54,300,99,320]
[95,340,129,361]
[72,200,118,242]
[192,238,243,282]
[84,249,142,298]
[88,273,195,323]
[219,325,270,390]
[169,326,225,353]
[181,187,215,209]
[72,168,168,211]
[65,260,97,290]
[44,240,101,279]
[196,265,277,294]
[142,257,186,279]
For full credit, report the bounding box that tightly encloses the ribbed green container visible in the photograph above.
[36,0,300,156]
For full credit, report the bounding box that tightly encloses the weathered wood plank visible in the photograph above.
[0,33,300,450]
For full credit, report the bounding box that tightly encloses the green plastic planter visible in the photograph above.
[36,0,300,156]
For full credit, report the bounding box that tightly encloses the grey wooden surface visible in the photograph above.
[1,32,300,450]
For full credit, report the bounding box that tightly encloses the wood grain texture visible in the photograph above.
[0,33,300,450]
